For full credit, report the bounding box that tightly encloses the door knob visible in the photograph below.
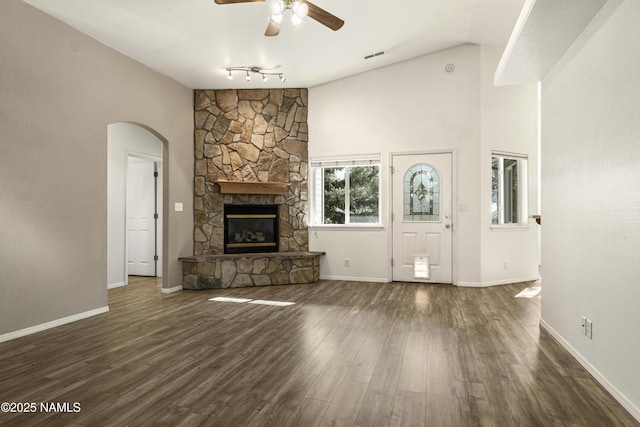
[445,224,451,229]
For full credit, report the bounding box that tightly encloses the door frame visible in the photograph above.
[388,149,457,284]
[125,152,163,283]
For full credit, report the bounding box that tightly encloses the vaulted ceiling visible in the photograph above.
[24,0,525,89]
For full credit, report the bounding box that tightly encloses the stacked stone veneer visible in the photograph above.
[180,252,322,290]
[193,89,309,256]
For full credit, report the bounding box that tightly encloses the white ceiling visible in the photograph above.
[495,0,610,86]
[24,0,526,89]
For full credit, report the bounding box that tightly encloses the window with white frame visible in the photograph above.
[310,154,381,226]
[491,152,528,225]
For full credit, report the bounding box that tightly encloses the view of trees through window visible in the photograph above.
[321,165,380,225]
[322,167,345,224]
[492,154,526,225]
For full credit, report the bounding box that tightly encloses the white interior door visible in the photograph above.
[392,152,453,283]
[127,158,156,276]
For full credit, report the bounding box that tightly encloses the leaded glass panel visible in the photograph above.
[404,164,440,221]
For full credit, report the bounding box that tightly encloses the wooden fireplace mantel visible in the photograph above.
[215,180,290,195]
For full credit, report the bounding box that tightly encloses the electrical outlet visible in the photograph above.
[581,316,587,335]
[586,319,593,339]
[344,258,350,267]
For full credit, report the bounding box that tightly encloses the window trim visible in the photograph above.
[310,154,382,227]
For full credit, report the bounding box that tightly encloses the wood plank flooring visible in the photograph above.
[0,278,637,426]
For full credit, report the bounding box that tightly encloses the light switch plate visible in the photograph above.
[175,202,184,212]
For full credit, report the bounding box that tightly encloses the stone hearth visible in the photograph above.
[179,252,323,290]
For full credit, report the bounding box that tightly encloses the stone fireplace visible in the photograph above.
[179,88,323,290]
[193,89,309,256]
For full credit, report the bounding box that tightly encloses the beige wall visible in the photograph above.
[0,0,194,336]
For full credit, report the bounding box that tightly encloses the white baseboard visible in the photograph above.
[456,275,540,287]
[0,306,110,343]
[319,275,390,283]
[107,281,126,290]
[540,320,640,423]
[161,285,183,294]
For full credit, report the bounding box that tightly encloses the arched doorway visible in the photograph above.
[107,122,166,289]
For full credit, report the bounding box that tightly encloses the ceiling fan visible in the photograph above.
[214,0,344,37]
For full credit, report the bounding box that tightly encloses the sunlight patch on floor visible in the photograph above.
[248,300,295,306]
[515,285,541,299]
[209,297,295,306]
[208,297,253,303]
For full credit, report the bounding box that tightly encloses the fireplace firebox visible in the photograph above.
[224,204,279,254]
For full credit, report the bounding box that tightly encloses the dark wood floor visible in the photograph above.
[0,278,637,427]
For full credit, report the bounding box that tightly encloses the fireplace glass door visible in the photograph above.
[224,205,279,254]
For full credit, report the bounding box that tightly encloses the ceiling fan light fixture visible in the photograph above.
[216,0,344,36]
[292,1,308,18]
[290,13,304,27]
[269,13,283,25]
[267,0,284,15]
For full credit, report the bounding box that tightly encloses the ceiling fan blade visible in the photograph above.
[304,1,344,31]
[214,0,264,4]
[265,20,280,37]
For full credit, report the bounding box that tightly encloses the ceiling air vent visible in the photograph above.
[364,51,385,60]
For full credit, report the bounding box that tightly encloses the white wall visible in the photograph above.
[308,44,539,285]
[309,44,481,283]
[478,47,540,286]
[0,0,193,339]
[107,123,163,288]
[541,0,640,418]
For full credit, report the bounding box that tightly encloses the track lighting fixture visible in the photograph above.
[225,66,286,84]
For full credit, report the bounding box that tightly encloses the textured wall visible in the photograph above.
[541,0,640,416]
[193,89,309,255]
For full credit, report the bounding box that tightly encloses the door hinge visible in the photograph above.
[391,212,395,221]
[391,258,394,267]
[154,171,159,177]
[154,213,159,220]
[153,255,159,261]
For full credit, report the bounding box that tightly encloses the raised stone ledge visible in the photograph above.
[179,251,324,290]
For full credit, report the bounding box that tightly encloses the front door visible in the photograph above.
[392,152,453,283]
